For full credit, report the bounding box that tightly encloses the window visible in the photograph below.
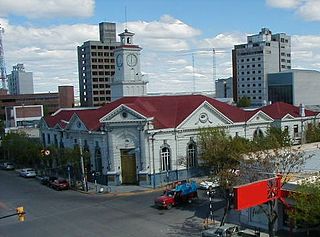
[47,134,51,144]
[294,125,299,136]
[253,128,264,139]
[161,147,171,171]
[187,142,197,168]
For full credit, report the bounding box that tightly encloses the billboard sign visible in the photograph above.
[233,176,281,211]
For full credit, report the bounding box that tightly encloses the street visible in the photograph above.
[0,170,223,237]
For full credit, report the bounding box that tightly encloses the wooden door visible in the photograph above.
[121,149,137,184]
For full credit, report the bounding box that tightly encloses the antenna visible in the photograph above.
[212,48,216,92]
[192,53,195,93]
[124,6,128,30]
[0,24,7,89]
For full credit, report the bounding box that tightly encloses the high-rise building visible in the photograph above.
[7,64,34,95]
[77,22,120,107]
[232,28,291,106]
[215,77,233,98]
[111,29,148,101]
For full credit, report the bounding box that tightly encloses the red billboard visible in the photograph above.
[233,176,281,211]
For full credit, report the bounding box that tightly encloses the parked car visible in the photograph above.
[201,224,240,237]
[199,179,220,190]
[19,168,37,178]
[1,162,15,170]
[41,176,57,186]
[154,181,198,209]
[50,178,69,191]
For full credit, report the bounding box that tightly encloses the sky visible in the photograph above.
[0,0,320,98]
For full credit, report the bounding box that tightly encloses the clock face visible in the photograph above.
[116,54,123,67]
[126,53,138,67]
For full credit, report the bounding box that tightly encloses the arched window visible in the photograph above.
[253,128,264,139]
[187,142,197,168]
[161,147,171,171]
[95,148,102,172]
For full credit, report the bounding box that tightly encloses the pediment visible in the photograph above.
[178,101,233,129]
[281,113,295,121]
[247,111,273,124]
[100,105,147,123]
[66,114,88,131]
[39,118,49,130]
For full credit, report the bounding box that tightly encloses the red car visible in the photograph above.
[51,178,69,191]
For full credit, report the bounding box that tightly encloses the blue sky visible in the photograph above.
[0,0,319,97]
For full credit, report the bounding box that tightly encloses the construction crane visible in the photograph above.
[0,24,7,89]
[178,48,228,93]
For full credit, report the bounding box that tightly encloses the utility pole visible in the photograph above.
[79,137,88,192]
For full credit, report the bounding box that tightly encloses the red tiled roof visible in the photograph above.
[44,95,247,130]
[259,102,318,119]
[112,95,247,128]
[44,96,318,131]
[44,110,78,129]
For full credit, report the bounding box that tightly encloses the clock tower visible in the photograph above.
[111,29,148,101]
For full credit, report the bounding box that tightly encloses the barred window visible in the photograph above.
[187,143,197,168]
[161,147,171,171]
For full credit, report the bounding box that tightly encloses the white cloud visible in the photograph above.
[291,35,320,69]
[1,15,320,96]
[266,0,320,21]
[266,0,301,9]
[0,0,94,19]
[0,17,98,95]
[298,0,320,21]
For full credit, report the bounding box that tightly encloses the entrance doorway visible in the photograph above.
[120,149,137,184]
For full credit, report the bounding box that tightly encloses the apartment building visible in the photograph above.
[232,28,291,106]
[77,22,120,107]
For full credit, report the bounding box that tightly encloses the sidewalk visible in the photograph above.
[79,182,160,195]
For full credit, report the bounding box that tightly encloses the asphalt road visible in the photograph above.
[0,170,225,237]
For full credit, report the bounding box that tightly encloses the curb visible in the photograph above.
[71,186,163,196]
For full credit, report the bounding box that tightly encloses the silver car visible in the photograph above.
[20,168,36,178]
[2,162,14,170]
[201,224,239,237]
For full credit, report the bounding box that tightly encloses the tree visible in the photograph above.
[198,126,311,237]
[239,146,312,237]
[1,132,42,167]
[305,123,320,143]
[237,96,251,108]
[289,175,320,235]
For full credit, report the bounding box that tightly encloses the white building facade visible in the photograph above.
[7,64,34,95]
[268,69,320,107]
[39,96,319,187]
